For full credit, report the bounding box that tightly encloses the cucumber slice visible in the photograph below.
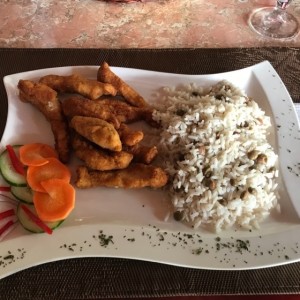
[11,186,34,204]
[0,145,26,187]
[17,203,63,233]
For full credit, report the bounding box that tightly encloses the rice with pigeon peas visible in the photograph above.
[153,80,279,232]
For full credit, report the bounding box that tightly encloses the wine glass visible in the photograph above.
[248,0,299,39]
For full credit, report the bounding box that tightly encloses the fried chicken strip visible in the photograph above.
[70,116,122,152]
[124,144,158,164]
[117,123,144,146]
[62,96,155,127]
[75,163,168,189]
[39,73,117,100]
[97,62,148,108]
[97,98,155,125]
[17,80,70,163]
[62,97,120,128]
[72,134,133,171]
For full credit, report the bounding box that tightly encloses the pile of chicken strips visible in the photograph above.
[17,62,168,190]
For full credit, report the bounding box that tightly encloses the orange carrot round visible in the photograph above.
[19,143,58,167]
[33,179,75,222]
[27,158,71,193]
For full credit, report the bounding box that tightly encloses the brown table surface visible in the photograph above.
[0,48,300,299]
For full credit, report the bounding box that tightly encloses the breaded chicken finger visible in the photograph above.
[117,123,144,146]
[97,62,148,108]
[70,116,122,152]
[62,96,120,128]
[72,135,133,171]
[17,80,70,163]
[62,96,155,128]
[124,144,158,164]
[97,98,155,125]
[76,163,168,189]
[39,73,117,100]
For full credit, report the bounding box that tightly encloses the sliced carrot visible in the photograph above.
[19,143,58,167]
[27,158,71,193]
[33,179,75,222]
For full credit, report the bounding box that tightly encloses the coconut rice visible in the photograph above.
[153,80,279,232]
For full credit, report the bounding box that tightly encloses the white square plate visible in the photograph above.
[1,61,300,278]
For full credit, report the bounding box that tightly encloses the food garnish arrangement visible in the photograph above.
[0,62,279,240]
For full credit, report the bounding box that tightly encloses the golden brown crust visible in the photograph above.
[62,96,155,128]
[17,67,165,190]
[17,80,70,163]
[39,73,117,100]
[97,62,148,108]
[96,98,154,125]
[61,96,120,128]
[117,123,144,147]
[72,134,133,171]
[124,144,158,164]
[70,116,122,152]
[75,163,168,189]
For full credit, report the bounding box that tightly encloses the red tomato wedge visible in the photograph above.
[19,143,58,167]
[27,158,71,193]
[33,179,75,222]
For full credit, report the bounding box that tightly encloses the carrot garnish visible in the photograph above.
[33,178,75,222]
[27,157,71,193]
[19,143,58,167]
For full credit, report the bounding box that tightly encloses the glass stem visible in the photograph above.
[265,1,292,26]
[276,0,291,10]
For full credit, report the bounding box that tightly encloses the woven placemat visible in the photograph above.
[1,47,300,139]
[0,47,300,299]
